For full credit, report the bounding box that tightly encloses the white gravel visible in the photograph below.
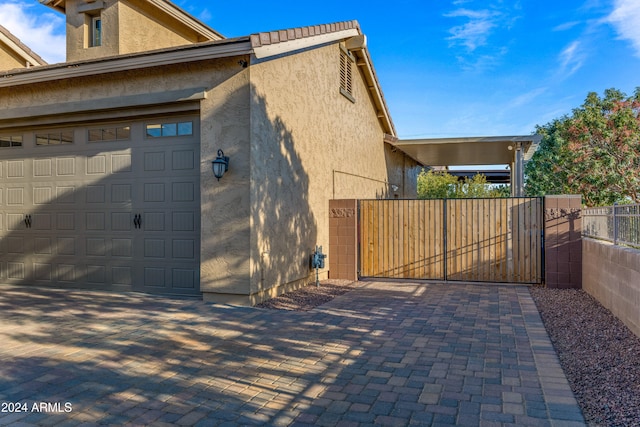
[530,287,640,427]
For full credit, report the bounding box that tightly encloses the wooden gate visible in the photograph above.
[359,198,543,284]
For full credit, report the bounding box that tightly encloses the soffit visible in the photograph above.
[390,135,542,166]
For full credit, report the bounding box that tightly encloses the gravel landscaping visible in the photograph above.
[530,287,640,427]
[255,279,355,311]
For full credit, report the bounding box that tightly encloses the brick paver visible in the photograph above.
[0,282,586,426]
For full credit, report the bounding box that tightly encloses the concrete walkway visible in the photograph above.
[0,281,585,426]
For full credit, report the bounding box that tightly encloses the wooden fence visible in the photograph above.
[359,198,543,284]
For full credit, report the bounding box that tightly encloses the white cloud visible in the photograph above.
[0,0,65,64]
[558,40,585,76]
[445,8,501,51]
[509,87,548,108]
[607,0,640,57]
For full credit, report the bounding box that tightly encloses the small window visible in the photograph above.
[146,121,193,138]
[88,126,130,142]
[36,131,74,146]
[0,135,22,148]
[340,45,355,102]
[91,15,102,47]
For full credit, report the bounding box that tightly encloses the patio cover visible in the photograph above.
[385,135,542,196]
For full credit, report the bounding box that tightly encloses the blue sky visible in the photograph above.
[1,0,639,139]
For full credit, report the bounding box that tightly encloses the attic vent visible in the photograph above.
[340,45,355,103]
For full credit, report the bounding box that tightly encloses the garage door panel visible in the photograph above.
[111,184,132,204]
[87,155,107,175]
[7,188,24,206]
[57,237,76,256]
[144,238,165,258]
[57,264,76,282]
[112,154,132,173]
[33,159,52,177]
[86,185,106,203]
[112,266,132,286]
[144,267,166,288]
[86,212,105,230]
[144,212,165,231]
[144,183,165,202]
[57,213,76,230]
[34,237,53,255]
[86,265,106,284]
[33,262,52,282]
[7,213,25,230]
[172,150,194,170]
[144,152,165,171]
[56,157,75,176]
[7,262,25,280]
[86,238,107,256]
[33,187,53,205]
[7,236,25,253]
[172,212,194,231]
[111,212,132,231]
[112,238,132,257]
[172,182,194,202]
[173,239,194,259]
[172,268,197,289]
[7,160,24,178]
[56,186,77,204]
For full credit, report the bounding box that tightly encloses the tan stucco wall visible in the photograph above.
[118,0,202,55]
[64,0,203,62]
[0,42,27,71]
[64,0,120,62]
[247,42,417,303]
[583,238,640,337]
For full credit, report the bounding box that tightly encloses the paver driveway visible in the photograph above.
[0,281,585,426]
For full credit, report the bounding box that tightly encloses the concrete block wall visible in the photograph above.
[328,199,358,281]
[544,195,582,289]
[583,238,640,337]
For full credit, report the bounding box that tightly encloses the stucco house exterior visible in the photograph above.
[0,25,48,70]
[0,0,419,305]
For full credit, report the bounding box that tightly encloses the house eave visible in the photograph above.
[0,38,252,88]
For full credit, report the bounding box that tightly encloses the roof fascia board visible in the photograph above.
[252,29,359,59]
[0,33,46,67]
[0,87,206,123]
[352,46,396,137]
[146,0,224,40]
[0,40,252,88]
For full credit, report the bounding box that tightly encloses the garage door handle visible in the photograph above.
[24,214,32,228]
[133,214,142,229]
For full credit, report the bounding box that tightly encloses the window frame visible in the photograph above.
[91,15,102,47]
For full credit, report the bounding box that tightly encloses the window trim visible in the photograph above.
[91,15,102,47]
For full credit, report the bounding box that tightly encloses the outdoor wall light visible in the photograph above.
[212,149,229,181]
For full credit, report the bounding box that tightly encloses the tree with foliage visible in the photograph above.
[417,169,509,199]
[526,88,640,206]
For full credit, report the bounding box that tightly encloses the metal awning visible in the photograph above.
[386,135,542,196]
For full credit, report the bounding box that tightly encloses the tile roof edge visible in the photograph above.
[250,20,360,48]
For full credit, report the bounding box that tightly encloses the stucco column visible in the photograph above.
[544,195,582,288]
[329,200,358,281]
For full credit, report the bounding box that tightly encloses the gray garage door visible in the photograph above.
[0,115,200,296]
